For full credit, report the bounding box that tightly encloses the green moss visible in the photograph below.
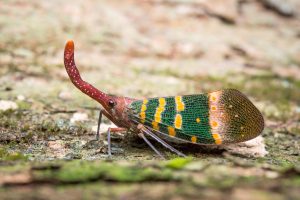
[0,148,7,158]
[208,176,239,189]
[0,147,28,161]
[33,160,174,183]
[283,177,300,187]
[165,157,193,169]
[21,123,31,132]
[16,101,31,110]
[0,115,18,128]
[0,162,30,173]
[291,126,300,135]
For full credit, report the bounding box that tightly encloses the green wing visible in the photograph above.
[127,89,264,145]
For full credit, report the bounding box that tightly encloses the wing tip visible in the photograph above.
[208,88,265,143]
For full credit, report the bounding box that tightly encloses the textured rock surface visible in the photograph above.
[0,0,299,199]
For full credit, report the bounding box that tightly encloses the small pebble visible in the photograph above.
[0,100,18,111]
[92,123,118,133]
[58,91,73,100]
[225,136,268,157]
[265,171,279,179]
[70,112,88,124]
[17,95,25,101]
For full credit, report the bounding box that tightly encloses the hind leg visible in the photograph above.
[137,124,186,158]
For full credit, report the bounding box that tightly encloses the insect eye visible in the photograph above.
[108,100,115,107]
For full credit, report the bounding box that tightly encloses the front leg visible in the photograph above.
[95,108,122,140]
[95,109,103,140]
[95,108,127,156]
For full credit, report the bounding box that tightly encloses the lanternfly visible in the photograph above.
[64,41,264,159]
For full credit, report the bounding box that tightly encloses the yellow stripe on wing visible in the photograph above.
[168,126,176,137]
[174,114,182,129]
[154,98,166,123]
[175,96,185,112]
[212,133,222,145]
[140,99,148,123]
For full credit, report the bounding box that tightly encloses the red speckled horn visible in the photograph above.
[64,40,110,107]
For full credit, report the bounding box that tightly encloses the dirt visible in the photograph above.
[0,0,299,199]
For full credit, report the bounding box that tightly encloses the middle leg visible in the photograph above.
[106,127,127,156]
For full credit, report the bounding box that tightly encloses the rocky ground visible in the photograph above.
[0,0,299,199]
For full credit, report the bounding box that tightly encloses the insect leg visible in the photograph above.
[96,108,126,140]
[105,127,127,156]
[138,132,165,159]
[95,109,103,140]
[107,127,111,156]
[140,125,186,157]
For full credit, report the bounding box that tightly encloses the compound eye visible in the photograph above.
[108,99,115,107]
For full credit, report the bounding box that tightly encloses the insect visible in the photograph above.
[64,40,264,159]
